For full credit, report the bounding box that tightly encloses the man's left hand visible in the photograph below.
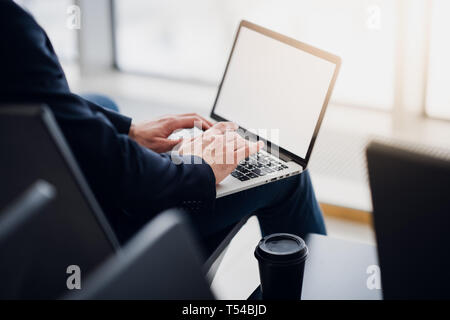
[128,113,213,153]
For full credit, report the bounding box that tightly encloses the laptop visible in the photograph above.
[174,21,341,198]
[367,141,450,299]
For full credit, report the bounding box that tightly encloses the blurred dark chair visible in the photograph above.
[0,180,56,246]
[0,104,242,298]
[68,209,214,299]
[0,105,119,299]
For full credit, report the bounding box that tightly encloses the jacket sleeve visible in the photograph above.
[87,101,132,135]
[0,1,217,239]
[56,105,217,219]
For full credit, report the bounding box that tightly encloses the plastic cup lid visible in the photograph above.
[255,233,308,263]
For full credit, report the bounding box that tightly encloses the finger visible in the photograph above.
[184,135,196,143]
[170,116,211,131]
[223,132,246,151]
[178,113,214,128]
[188,115,212,130]
[175,114,212,129]
[202,127,224,140]
[233,135,247,150]
[209,132,238,149]
[224,131,239,141]
[212,121,239,134]
[234,141,264,163]
[224,140,241,163]
[201,132,221,146]
[157,137,183,151]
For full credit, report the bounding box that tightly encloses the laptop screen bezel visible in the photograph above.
[210,20,341,168]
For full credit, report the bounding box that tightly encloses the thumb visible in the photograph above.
[165,137,183,146]
[159,138,183,151]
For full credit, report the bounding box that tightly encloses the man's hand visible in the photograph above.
[177,122,264,184]
[128,113,213,153]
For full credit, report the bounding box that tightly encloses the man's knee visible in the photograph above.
[278,170,313,200]
[298,169,312,185]
[82,93,120,112]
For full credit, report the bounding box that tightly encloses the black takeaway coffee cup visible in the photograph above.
[254,233,308,300]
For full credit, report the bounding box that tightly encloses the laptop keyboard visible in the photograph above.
[231,152,289,181]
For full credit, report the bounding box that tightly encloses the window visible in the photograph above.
[114,0,398,110]
[15,0,78,64]
[426,0,450,120]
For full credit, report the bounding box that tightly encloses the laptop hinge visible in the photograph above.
[277,151,292,163]
[269,148,307,169]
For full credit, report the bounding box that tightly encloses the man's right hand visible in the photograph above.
[177,122,264,184]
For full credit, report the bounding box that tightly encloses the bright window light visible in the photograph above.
[426,0,450,120]
[15,0,78,63]
[114,0,398,110]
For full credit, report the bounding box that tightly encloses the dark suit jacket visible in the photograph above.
[0,1,216,243]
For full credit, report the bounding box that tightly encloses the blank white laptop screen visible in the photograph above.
[213,26,337,159]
